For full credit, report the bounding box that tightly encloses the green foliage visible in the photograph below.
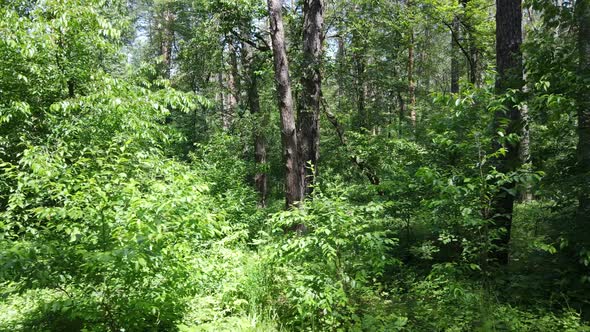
[0,0,128,166]
[2,0,590,330]
[402,264,590,331]
[260,190,402,331]
[0,74,217,330]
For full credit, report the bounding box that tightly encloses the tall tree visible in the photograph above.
[575,0,590,234]
[408,29,417,128]
[267,0,303,208]
[490,0,523,265]
[519,7,533,202]
[242,37,268,207]
[406,0,417,129]
[450,8,461,93]
[158,3,175,79]
[352,28,368,130]
[462,0,479,85]
[223,38,239,130]
[298,0,324,196]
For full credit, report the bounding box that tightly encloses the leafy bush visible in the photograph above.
[0,76,220,331]
[402,264,590,331]
[260,190,403,331]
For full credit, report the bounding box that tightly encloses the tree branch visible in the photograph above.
[443,19,476,74]
[321,99,381,187]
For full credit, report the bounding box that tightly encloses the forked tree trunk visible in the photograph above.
[298,0,323,197]
[267,0,303,209]
[490,0,523,265]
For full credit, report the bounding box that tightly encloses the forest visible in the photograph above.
[1,0,590,330]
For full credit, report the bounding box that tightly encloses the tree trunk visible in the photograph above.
[218,45,226,129]
[451,14,460,94]
[398,91,405,136]
[161,8,174,79]
[352,30,367,131]
[67,80,75,98]
[224,39,239,130]
[490,0,523,265]
[575,0,590,233]
[242,39,268,207]
[337,36,345,109]
[468,36,478,85]
[408,30,417,128]
[298,0,323,197]
[460,0,479,85]
[267,0,303,209]
[519,9,533,202]
[519,101,533,202]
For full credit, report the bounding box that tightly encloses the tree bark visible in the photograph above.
[336,36,345,107]
[224,38,239,130]
[242,39,268,207]
[468,35,478,85]
[67,80,75,98]
[408,30,417,128]
[267,0,303,209]
[298,0,323,197]
[451,14,460,94]
[519,9,533,202]
[160,8,174,79]
[398,91,405,136]
[352,30,367,131]
[490,0,523,265]
[218,44,226,129]
[460,0,479,85]
[575,0,590,233]
[519,101,533,202]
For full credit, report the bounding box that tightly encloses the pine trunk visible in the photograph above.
[242,40,268,207]
[490,0,523,265]
[267,0,303,209]
[408,30,416,128]
[576,0,590,232]
[224,39,239,130]
[298,0,323,197]
[161,9,174,79]
[461,0,478,85]
[352,30,367,130]
[451,14,460,94]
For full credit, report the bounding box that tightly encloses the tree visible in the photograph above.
[450,10,461,94]
[298,0,324,196]
[408,29,417,128]
[154,0,176,79]
[462,0,479,85]
[242,36,269,207]
[223,37,240,130]
[351,26,369,131]
[267,0,303,208]
[575,0,590,237]
[490,0,523,265]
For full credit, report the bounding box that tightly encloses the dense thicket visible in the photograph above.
[1,0,590,331]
